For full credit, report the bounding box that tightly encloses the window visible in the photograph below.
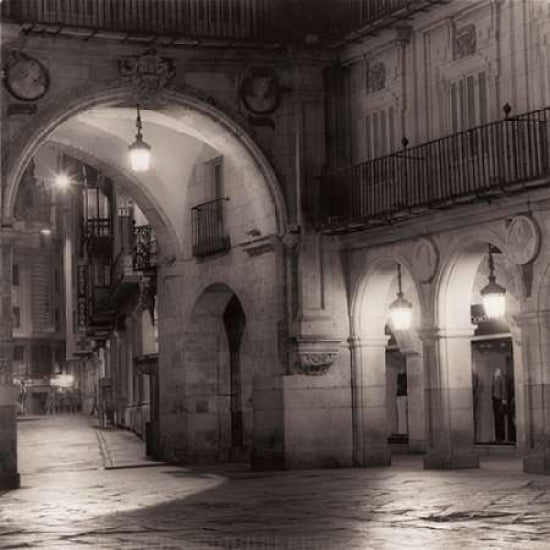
[12,307,21,329]
[365,106,398,160]
[450,71,488,133]
[12,264,19,287]
[13,346,24,363]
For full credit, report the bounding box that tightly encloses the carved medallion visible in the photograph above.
[290,337,341,376]
[119,49,175,101]
[411,238,438,282]
[367,62,385,94]
[506,215,540,265]
[454,23,476,59]
[240,67,282,115]
[294,352,338,376]
[4,51,49,102]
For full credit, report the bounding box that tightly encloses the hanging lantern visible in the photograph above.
[389,264,413,330]
[481,245,506,319]
[128,104,151,172]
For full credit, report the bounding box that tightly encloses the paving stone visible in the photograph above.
[3,415,550,549]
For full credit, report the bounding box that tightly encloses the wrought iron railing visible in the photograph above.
[0,0,442,43]
[191,198,230,257]
[133,225,157,271]
[1,0,269,40]
[86,217,111,239]
[322,106,550,231]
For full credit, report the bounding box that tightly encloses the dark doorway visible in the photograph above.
[223,295,246,455]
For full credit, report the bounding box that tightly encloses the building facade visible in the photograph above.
[1,0,550,488]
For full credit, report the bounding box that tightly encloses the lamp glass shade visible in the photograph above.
[389,295,413,330]
[129,138,151,172]
[55,173,70,189]
[481,283,506,319]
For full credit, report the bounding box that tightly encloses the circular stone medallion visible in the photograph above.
[411,238,438,282]
[4,52,49,102]
[506,215,540,265]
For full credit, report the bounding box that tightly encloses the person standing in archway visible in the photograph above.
[492,367,507,442]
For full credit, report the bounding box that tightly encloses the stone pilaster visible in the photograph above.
[350,336,391,467]
[0,234,19,489]
[421,327,479,470]
[515,311,550,474]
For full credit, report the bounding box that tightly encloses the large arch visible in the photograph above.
[432,231,523,468]
[180,283,251,463]
[349,254,424,465]
[2,84,288,236]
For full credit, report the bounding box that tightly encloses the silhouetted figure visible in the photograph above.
[492,367,506,442]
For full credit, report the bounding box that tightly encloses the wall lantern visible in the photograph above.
[389,264,413,330]
[54,172,71,189]
[128,104,151,172]
[481,244,506,319]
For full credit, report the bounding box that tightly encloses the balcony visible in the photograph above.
[0,0,447,45]
[191,198,230,257]
[133,225,157,272]
[85,217,112,256]
[321,107,550,233]
[1,0,270,42]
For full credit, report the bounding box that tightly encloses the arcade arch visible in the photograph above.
[351,258,425,465]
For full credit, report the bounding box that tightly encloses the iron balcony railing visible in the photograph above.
[0,0,443,43]
[133,225,157,272]
[85,217,111,239]
[191,197,230,257]
[322,106,550,231]
[1,0,270,40]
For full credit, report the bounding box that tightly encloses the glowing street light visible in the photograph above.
[481,245,506,319]
[128,104,151,172]
[389,264,413,330]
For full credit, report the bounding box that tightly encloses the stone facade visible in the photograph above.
[1,0,550,488]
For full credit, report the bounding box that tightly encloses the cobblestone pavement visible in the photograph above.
[2,415,550,549]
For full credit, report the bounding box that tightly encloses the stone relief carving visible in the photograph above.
[367,62,385,94]
[294,351,339,376]
[506,215,540,265]
[119,49,175,100]
[290,337,341,376]
[411,238,438,283]
[454,23,476,59]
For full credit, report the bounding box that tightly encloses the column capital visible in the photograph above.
[348,335,389,349]
[514,310,550,328]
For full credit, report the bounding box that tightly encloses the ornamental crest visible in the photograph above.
[454,23,476,59]
[367,62,385,94]
[119,49,175,100]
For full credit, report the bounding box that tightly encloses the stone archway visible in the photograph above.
[350,257,423,466]
[182,283,249,463]
[2,85,288,236]
[432,235,522,469]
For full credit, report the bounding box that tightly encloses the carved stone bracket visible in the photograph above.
[289,336,341,376]
[119,49,175,102]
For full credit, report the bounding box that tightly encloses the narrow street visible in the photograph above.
[0,415,549,549]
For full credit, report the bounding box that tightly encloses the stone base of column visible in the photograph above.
[424,453,479,470]
[357,448,391,467]
[523,455,550,474]
[0,473,20,490]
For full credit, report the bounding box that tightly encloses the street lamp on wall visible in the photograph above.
[389,264,413,330]
[128,104,151,172]
[481,245,506,319]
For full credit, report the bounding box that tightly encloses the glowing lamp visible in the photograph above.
[389,264,413,330]
[481,245,506,319]
[128,104,151,172]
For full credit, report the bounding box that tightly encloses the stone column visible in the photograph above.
[516,311,550,474]
[0,235,19,489]
[350,336,391,467]
[422,327,479,469]
[405,352,426,452]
